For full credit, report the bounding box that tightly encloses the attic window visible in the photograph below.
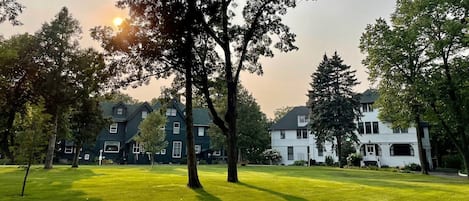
[117,108,124,115]
[166,108,177,116]
[142,111,148,119]
[109,123,118,134]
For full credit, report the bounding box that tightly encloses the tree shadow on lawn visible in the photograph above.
[193,188,222,201]
[0,166,102,201]
[236,182,308,201]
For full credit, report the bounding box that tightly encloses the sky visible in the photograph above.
[0,0,396,118]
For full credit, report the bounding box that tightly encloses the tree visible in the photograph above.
[190,0,300,182]
[207,86,270,164]
[359,0,468,174]
[13,102,50,197]
[0,0,24,25]
[34,7,85,169]
[99,91,140,104]
[69,97,108,168]
[0,34,39,163]
[272,106,294,124]
[136,110,168,167]
[308,52,361,168]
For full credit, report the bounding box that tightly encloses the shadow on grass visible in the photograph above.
[0,166,102,201]
[193,188,222,201]
[236,182,308,201]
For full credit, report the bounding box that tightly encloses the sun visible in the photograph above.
[113,17,123,26]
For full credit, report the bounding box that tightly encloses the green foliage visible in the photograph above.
[309,52,361,168]
[325,156,334,166]
[292,160,307,166]
[403,163,422,172]
[272,106,294,124]
[442,154,463,169]
[13,103,51,164]
[0,0,24,25]
[136,111,168,166]
[347,153,363,167]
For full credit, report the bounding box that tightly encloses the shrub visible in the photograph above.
[404,163,421,171]
[442,154,463,169]
[180,157,187,164]
[292,160,307,166]
[325,156,334,166]
[346,153,362,166]
[198,160,207,165]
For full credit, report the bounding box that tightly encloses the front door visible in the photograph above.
[366,144,375,156]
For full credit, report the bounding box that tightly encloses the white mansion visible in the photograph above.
[270,89,432,168]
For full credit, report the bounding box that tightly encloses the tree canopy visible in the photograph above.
[136,111,168,167]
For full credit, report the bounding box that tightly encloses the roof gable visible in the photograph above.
[270,106,309,130]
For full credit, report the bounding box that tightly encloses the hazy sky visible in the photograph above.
[0,0,396,118]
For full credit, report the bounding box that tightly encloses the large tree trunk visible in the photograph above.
[336,135,343,168]
[44,114,58,169]
[414,113,429,174]
[184,14,202,188]
[71,143,82,168]
[226,81,238,182]
[1,109,17,163]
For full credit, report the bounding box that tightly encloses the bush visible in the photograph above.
[346,153,362,166]
[180,157,187,164]
[198,160,207,165]
[292,160,307,166]
[403,163,421,171]
[442,154,463,169]
[325,156,334,166]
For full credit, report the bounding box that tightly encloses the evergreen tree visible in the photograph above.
[308,52,361,168]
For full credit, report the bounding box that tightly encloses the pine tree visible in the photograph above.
[308,52,361,168]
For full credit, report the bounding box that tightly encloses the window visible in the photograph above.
[213,150,221,156]
[287,146,294,160]
[358,122,364,134]
[104,141,120,153]
[198,127,204,136]
[393,127,409,134]
[317,144,324,157]
[172,141,182,158]
[297,129,307,139]
[173,122,180,134]
[390,144,414,156]
[280,130,285,139]
[166,108,177,116]
[361,103,373,112]
[64,146,73,154]
[109,123,118,134]
[160,149,166,155]
[372,122,379,134]
[195,145,201,154]
[141,111,148,119]
[365,122,372,134]
[133,143,144,154]
[298,115,307,126]
[117,108,123,115]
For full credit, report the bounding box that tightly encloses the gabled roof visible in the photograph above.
[193,108,211,126]
[360,89,379,103]
[270,106,309,130]
[100,101,146,122]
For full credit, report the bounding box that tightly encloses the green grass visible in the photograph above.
[0,165,468,201]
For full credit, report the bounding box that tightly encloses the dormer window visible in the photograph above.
[109,123,118,134]
[116,108,123,115]
[361,103,373,112]
[166,108,177,116]
[141,111,148,119]
[298,115,307,126]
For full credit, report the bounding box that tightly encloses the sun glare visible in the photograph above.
[113,17,123,26]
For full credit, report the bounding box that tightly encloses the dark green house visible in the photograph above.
[58,99,212,164]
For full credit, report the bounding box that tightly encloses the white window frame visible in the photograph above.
[141,111,148,119]
[213,150,221,156]
[166,108,177,117]
[161,149,166,155]
[109,123,118,134]
[198,127,204,136]
[173,122,180,134]
[195,145,201,154]
[117,108,123,115]
[104,141,120,153]
[172,141,182,158]
[132,143,144,154]
[64,146,73,154]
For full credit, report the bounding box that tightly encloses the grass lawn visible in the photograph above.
[0,165,468,201]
